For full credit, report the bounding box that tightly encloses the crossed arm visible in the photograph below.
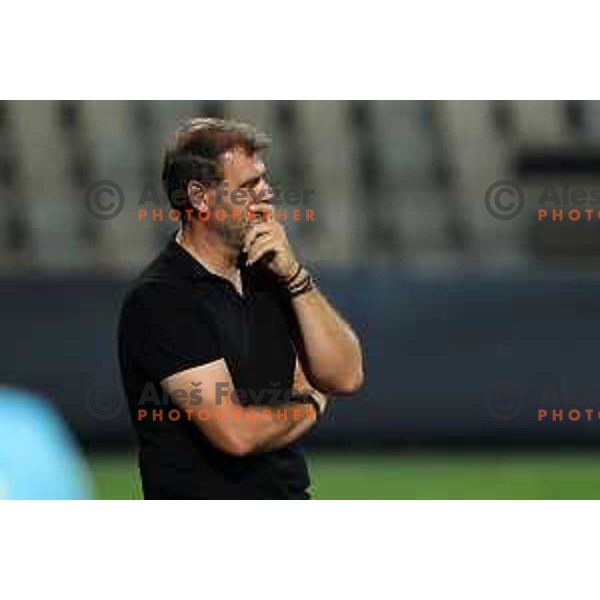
[162,357,326,456]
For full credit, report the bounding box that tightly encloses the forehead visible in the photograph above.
[221,147,264,179]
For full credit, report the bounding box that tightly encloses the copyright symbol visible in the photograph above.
[85,180,125,220]
[84,383,123,422]
[484,180,525,220]
[485,383,525,421]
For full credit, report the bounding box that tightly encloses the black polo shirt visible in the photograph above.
[117,235,310,499]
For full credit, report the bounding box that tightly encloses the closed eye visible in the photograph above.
[240,176,262,189]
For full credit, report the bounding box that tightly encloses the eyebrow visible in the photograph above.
[239,168,267,188]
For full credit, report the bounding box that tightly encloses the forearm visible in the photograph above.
[290,281,364,395]
[235,401,318,453]
[257,411,317,451]
[164,361,321,457]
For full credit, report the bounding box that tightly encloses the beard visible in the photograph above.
[213,207,252,253]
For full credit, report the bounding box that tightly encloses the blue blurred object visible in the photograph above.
[0,386,93,499]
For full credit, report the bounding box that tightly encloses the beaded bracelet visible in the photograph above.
[289,273,315,298]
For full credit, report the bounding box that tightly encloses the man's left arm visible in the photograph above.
[245,203,364,395]
[287,280,363,394]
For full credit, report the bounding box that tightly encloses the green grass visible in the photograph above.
[91,453,143,500]
[88,450,600,500]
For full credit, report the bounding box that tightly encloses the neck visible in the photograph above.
[177,225,240,282]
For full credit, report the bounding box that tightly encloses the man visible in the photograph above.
[118,118,363,499]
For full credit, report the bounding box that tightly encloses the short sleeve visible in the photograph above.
[122,283,222,381]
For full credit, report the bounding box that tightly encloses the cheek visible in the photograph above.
[223,205,251,230]
[226,190,254,209]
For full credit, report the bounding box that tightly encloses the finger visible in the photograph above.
[247,236,275,265]
[247,236,278,266]
[243,223,273,252]
[245,230,273,256]
[250,202,275,220]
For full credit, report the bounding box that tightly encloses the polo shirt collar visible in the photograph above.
[165,233,247,284]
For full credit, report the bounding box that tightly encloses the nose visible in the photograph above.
[256,178,274,203]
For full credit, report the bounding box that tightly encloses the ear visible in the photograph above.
[187,180,208,210]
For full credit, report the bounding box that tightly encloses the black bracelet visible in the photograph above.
[291,392,322,419]
[279,263,303,285]
[288,277,309,293]
[304,394,322,419]
[289,275,315,298]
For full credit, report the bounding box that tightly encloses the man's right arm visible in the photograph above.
[161,358,325,456]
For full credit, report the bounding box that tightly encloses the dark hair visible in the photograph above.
[161,117,270,215]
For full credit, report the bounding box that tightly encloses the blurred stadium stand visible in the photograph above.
[2,100,600,448]
[1,99,596,270]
